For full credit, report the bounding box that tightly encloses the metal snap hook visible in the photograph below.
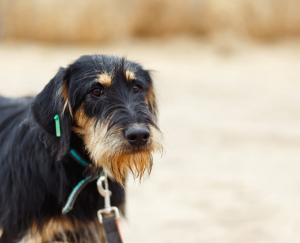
[97,173,120,223]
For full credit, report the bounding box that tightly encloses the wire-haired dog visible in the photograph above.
[0,55,162,243]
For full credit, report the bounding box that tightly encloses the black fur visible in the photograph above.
[0,55,159,242]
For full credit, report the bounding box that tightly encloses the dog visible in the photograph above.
[0,55,162,243]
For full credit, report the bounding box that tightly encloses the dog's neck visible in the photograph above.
[69,132,91,164]
[67,132,103,179]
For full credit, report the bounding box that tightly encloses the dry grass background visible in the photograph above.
[1,0,300,42]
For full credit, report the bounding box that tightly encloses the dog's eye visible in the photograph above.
[91,88,104,97]
[132,85,141,93]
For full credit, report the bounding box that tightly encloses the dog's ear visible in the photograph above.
[31,67,72,159]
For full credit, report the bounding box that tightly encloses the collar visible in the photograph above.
[69,148,90,167]
[62,148,101,214]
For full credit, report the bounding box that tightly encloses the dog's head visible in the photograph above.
[31,55,162,184]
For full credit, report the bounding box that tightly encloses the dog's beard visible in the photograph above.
[75,119,163,185]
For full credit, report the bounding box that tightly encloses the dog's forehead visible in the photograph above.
[72,55,142,86]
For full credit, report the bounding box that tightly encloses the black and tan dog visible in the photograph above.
[0,55,162,242]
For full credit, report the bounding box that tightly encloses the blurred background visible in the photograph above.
[1,0,300,242]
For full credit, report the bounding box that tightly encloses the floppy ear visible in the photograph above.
[31,67,72,159]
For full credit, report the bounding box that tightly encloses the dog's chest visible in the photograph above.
[19,217,105,243]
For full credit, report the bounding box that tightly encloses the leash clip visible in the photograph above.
[97,173,120,223]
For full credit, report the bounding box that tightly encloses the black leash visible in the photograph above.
[102,216,123,243]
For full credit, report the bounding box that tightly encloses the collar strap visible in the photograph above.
[62,175,100,214]
[62,148,99,214]
[69,148,90,167]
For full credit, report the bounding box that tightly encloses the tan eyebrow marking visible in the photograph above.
[125,70,135,82]
[97,73,112,86]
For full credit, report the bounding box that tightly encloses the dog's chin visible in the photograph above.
[94,145,157,186]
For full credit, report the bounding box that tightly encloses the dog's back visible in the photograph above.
[0,96,33,127]
[0,95,33,153]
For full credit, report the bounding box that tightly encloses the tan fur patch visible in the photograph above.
[145,85,157,119]
[19,217,105,243]
[61,83,68,102]
[72,105,93,137]
[125,70,135,82]
[61,83,73,117]
[97,73,112,86]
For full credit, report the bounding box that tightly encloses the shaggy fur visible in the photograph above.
[0,55,162,243]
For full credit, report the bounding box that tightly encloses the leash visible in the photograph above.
[97,173,123,243]
[62,148,123,243]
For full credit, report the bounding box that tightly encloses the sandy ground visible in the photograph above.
[1,37,300,243]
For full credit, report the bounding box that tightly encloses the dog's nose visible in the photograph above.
[125,126,150,147]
